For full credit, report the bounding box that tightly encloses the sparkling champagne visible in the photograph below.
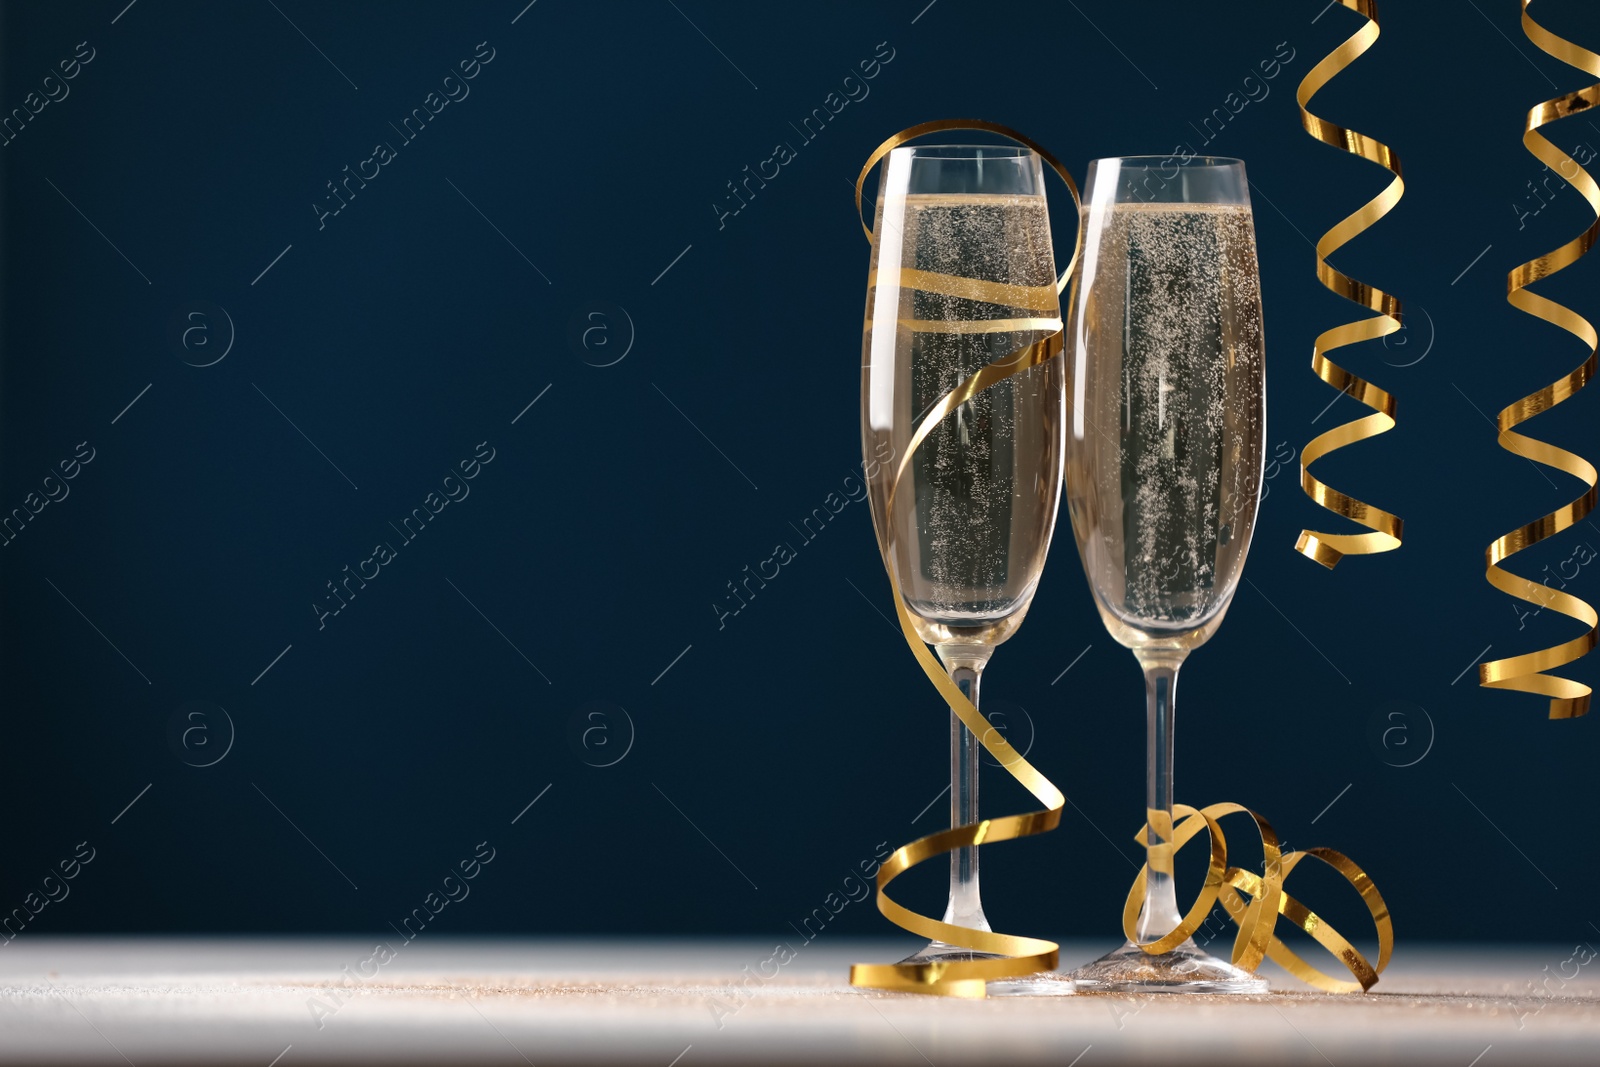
[1065,201,1265,653]
[862,193,1065,649]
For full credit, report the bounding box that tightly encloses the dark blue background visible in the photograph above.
[2,0,1597,955]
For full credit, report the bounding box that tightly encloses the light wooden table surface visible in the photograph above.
[0,938,1594,1065]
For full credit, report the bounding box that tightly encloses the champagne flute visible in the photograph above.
[1063,156,1267,993]
[860,144,1069,995]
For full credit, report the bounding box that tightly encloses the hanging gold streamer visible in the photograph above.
[1479,1,1600,720]
[1293,0,1405,567]
[848,120,1079,998]
[1118,804,1393,993]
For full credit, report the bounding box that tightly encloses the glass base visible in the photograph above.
[1067,939,1268,994]
[897,941,1077,997]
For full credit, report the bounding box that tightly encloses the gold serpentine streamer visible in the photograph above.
[848,120,1080,997]
[1293,0,1405,567]
[1118,804,1392,993]
[1479,1,1600,720]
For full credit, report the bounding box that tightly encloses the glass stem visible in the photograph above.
[1135,655,1185,944]
[942,663,990,932]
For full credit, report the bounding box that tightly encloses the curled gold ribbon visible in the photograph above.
[1121,804,1393,993]
[1480,1,1600,720]
[1293,0,1405,567]
[848,120,1081,998]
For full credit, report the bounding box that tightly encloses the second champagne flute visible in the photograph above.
[1063,155,1268,993]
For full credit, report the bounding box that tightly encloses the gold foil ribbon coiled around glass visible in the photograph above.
[1119,804,1393,993]
[1480,1,1600,720]
[848,120,1081,998]
[1292,0,1405,567]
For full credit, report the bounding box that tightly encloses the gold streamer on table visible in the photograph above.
[1480,1,1600,720]
[1292,0,1405,567]
[1117,804,1392,993]
[848,122,1393,997]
